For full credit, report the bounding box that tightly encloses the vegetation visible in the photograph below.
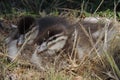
[0,0,120,80]
[0,0,120,14]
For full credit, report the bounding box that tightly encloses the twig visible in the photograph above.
[93,0,104,15]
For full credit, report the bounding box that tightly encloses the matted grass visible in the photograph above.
[0,11,120,80]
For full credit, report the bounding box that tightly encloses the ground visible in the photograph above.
[0,12,120,80]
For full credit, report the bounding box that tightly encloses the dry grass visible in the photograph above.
[0,14,120,80]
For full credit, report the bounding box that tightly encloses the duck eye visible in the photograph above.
[43,38,46,42]
[48,36,57,42]
[52,36,57,40]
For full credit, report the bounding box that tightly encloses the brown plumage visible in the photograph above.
[6,16,118,71]
[34,16,69,45]
[17,16,36,34]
